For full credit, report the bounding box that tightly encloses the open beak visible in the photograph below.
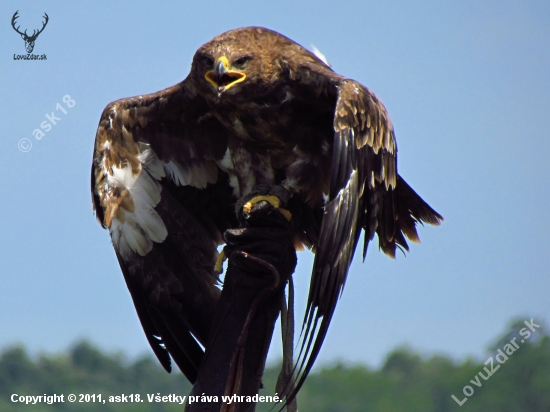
[205,56,246,94]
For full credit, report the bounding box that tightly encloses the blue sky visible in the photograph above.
[1,0,549,370]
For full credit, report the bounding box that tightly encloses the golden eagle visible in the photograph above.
[91,26,442,395]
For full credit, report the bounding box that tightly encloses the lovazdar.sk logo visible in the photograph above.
[11,10,48,60]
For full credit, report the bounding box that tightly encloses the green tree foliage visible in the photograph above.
[0,341,191,412]
[1,318,549,411]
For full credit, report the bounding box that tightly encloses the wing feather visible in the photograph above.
[282,58,442,402]
[91,80,237,381]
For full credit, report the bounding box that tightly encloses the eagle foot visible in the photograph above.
[238,185,292,222]
[224,184,297,278]
[243,195,292,221]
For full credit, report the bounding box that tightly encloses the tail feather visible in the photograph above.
[378,175,442,257]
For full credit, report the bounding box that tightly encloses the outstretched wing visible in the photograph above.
[91,80,237,382]
[283,56,443,397]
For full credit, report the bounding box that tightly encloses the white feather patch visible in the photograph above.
[107,158,167,258]
[164,159,217,189]
[138,143,166,180]
[310,44,331,67]
[164,160,187,186]
[216,148,234,172]
[111,217,151,258]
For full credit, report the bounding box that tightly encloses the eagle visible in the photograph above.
[91,26,442,399]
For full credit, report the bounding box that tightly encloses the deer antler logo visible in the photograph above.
[11,11,49,54]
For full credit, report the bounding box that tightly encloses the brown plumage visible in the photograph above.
[91,26,442,398]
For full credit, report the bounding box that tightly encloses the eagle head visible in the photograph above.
[203,54,251,95]
[191,27,287,101]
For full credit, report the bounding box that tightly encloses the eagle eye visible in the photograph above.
[233,55,252,69]
[200,54,215,67]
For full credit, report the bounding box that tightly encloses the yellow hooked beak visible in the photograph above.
[205,56,246,94]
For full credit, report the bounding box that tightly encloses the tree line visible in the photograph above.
[0,318,548,411]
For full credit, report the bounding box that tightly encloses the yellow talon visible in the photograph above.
[243,195,281,214]
[243,195,292,221]
[214,249,226,274]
